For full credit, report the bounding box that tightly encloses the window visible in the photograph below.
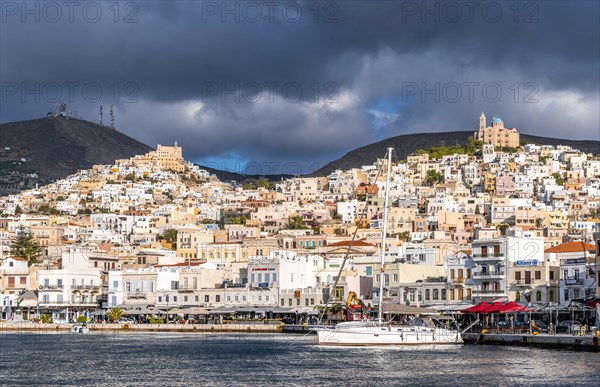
[272,273,277,283]
[535,291,542,302]
[173,296,177,302]
[310,298,314,305]
[113,280,118,289]
[441,289,446,300]
[433,289,439,300]
[288,299,292,306]
[450,269,455,280]
[366,266,372,276]
[296,298,301,306]
[171,281,179,290]
[205,295,209,303]
[216,295,220,302]
[393,274,398,282]
[251,273,255,283]
[158,296,162,303]
[425,289,430,300]
[550,271,555,280]
[515,271,521,281]
[195,296,199,302]
[281,299,285,306]
[184,296,188,302]
[264,273,270,283]
[535,271,541,280]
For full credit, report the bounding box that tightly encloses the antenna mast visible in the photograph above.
[109,104,115,129]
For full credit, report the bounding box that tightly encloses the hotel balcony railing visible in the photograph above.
[39,284,64,291]
[472,271,505,279]
[450,277,465,284]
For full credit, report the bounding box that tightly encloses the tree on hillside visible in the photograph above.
[158,229,178,243]
[11,226,42,264]
[286,215,308,230]
[425,170,445,186]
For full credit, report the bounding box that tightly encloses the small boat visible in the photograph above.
[316,317,463,346]
[72,323,89,333]
[316,147,462,347]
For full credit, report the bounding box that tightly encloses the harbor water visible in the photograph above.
[1,332,599,386]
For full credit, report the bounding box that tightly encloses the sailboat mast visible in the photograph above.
[378,147,393,325]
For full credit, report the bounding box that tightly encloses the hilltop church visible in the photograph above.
[474,113,520,148]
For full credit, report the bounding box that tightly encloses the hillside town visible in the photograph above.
[1,114,599,324]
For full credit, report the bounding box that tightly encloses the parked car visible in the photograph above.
[557,320,581,333]
[118,318,135,324]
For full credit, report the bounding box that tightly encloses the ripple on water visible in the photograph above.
[0,332,598,386]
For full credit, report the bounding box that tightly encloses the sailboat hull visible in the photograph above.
[316,325,463,346]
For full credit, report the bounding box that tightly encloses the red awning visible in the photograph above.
[463,301,532,313]
[463,302,491,313]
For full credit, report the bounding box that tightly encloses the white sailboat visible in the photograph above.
[317,147,463,346]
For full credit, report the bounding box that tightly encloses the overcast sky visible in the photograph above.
[1,1,598,175]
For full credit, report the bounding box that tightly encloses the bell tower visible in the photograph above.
[480,112,486,130]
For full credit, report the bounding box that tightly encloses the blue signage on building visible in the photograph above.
[515,260,538,266]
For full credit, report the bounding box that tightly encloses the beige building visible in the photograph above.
[475,113,520,148]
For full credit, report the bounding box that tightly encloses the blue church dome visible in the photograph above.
[492,117,503,123]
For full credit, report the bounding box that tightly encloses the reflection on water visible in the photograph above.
[0,332,598,386]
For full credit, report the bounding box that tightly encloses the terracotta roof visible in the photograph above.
[326,239,375,247]
[9,256,27,261]
[544,241,595,253]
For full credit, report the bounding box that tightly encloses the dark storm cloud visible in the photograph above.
[1,0,598,172]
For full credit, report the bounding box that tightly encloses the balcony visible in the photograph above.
[179,285,198,292]
[450,277,465,285]
[563,278,585,286]
[472,288,506,296]
[127,291,148,298]
[472,253,504,262]
[472,271,505,279]
[71,285,102,292]
[39,284,64,291]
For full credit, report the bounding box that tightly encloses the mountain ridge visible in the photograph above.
[312,131,600,176]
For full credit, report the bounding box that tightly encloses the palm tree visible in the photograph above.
[107,307,126,322]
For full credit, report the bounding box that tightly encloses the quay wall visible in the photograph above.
[463,332,600,351]
[0,322,283,333]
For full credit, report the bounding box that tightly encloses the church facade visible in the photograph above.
[474,113,520,148]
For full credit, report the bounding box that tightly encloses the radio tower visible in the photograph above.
[98,105,104,125]
[109,104,115,129]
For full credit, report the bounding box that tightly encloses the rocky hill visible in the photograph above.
[0,116,152,195]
